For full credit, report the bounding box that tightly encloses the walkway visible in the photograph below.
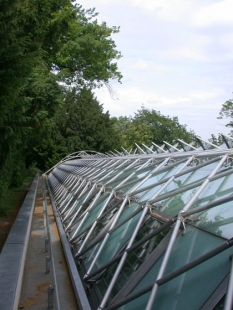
[0,175,79,310]
[19,176,79,309]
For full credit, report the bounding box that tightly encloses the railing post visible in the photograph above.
[48,285,54,309]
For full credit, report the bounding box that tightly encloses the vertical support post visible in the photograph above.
[48,285,54,309]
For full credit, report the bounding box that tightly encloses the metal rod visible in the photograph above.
[75,192,115,255]
[105,284,153,310]
[145,154,228,310]
[127,217,177,253]
[224,254,233,310]
[99,206,149,308]
[157,238,233,286]
[85,196,128,277]
[145,218,181,310]
[42,176,61,310]
[184,193,233,218]
[84,253,122,282]
[46,177,91,310]
[109,207,143,235]
[130,157,171,194]
[69,187,104,241]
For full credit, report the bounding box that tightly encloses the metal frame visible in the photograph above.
[45,137,233,310]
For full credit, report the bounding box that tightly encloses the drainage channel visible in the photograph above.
[19,176,79,310]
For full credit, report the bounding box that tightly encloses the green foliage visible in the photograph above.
[56,87,120,152]
[33,87,121,170]
[0,0,122,200]
[0,171,36,216]
[113,106,195,150]
[218,99,233,128]
[210,134,224,146]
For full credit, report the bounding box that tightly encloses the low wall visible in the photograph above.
[0,174,39,310]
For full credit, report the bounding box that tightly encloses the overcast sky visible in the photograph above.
[80,0,233,140]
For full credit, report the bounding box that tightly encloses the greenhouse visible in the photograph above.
[46,135,233,310]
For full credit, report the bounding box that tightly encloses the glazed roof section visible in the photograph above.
[46,134,233,310]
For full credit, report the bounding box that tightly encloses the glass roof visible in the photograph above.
[46,135,233,310]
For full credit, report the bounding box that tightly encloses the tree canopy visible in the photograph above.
[28,87,121,171]
[218,98,233,128]
[113,106,195,150]
[0,0,122,197]
[0,0,199,207]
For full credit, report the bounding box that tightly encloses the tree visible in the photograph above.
[0,0,36,195]
[29,88,121,170]
[218,99,233,128]
[0,0,122,197]
[55,88,121,151]
[114,106,195,150]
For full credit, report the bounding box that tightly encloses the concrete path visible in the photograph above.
[19,178,79,310]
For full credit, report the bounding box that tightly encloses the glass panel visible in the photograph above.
[148,168,233,223]
[213,295,225,310]
[96,260,120,297]
[120,166,158,194]
[118,176,147,195]
[69,192,111,240]
[191,200,233,239]
[108,169,138,188]
[139,161,221,205]
[63,188,98,223]
[97,161,133,183]
[97,172,120,184]
[114,221,170,296]
[116,292,151,310]
[192,170,233,207]
[95,217,169,298]
[71,180,87,196]
[135,162,186,200]
[116,163,167,195]
[183,172,233,239]
[83,203,142,271]
[151,185,200,217]
[80,200,120,250]
[116,226,231,310]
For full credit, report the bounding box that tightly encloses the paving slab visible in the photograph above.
[19,178,79,310]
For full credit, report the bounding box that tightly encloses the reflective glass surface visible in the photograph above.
[116,226,231,310]
[191,200,233,239]
[69,192,111,240]
[47,144,233,310]
[83,203,142,271]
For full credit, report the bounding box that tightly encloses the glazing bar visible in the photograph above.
[146,154,228,310]
[224,254,233,310]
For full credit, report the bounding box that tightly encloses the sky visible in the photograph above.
[80,0,233,140]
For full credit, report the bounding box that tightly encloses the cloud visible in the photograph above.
[192,0,233,27]
[128,0,233,28]
[82,0,233,139]
[94,83,230,139]
[97,85,224,113]
[129,0,196,20]
[131,60,168,73]
[84,0,233,30]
